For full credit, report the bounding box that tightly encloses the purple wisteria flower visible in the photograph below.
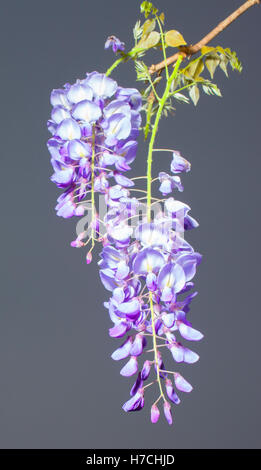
[171,151,191,174]
[48,69,202,425]
[105,35,125,53]
[99,170,203,423]
[47,72,141,221]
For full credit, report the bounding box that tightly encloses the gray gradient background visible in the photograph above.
[0,0,260,449]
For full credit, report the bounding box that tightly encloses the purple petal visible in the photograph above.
[56,118,81,140]
[162,313,175,328]
[103,114,131,145]
[176,253,202,282]
[116,298,141,319]
[183,347,199,364]
[50,89,70,108]
[165,198,190,216]
[51,168,74,188]
[104,99,131,119]
[111,336,133,361]
[165,378,181,404]
[72,100,102,123]
[86,73,117,99]
[114,173,134,187]
[99,268,118,291]
[146,272,157,291]
[164,401,173,425]
[133,247,165,275]
[67,83,93,104]
[51,106,71,124]
[174,373,193,393]
[122,390,144,412]
[109,322,130,338]
[141,360,151,380]
[135,223,169,248]
[105,36,125,53]
[178,321,204,341]
[115,261,130,280]
[171,151,191,174]
[120,356,138,377]
[67,139,92,160]
[184,214,199,230]
[169,343,184,363]
[158,262,186,295]
[130,334,146,356]
[130,372,143,396]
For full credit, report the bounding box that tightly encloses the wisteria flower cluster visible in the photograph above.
[47,0,243,425]
[47,72,141,219]
[46,47,203,426]
[98,149,203,424]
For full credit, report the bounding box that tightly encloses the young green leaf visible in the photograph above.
[202,83,222,97]
[165,30,187,47]
[140,1,158,18]
[142,18,156,37]
[201,46,215,55]
[205,56,220,79]
[186,58,205,80]
[137,31,160,49]
[173,92,190,104]
[133,20,143,43]
[219,56,229,77]
[189,85,200,105]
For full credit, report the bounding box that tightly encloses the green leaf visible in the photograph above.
[165,30,187,47]
[205,56,220,79]
[140,1,158,18]
[135,61,148,81]
[201,46,215,55]
[219,57,229,77]
[137,31,160,49]
[142,19,156,37]
[202,83,222,97]
[133,20,143,43]
[216,46,242,73]
[189,85,200,105]
[173,92,190,104]
[186,58,205,79]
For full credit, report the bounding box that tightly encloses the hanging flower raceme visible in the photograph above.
[99,150,203,425]
[47,72,141,216]
[47,72,142,258]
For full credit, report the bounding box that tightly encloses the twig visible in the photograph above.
[149,0,260,74]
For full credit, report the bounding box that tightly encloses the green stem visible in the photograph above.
[170,82,197,96]
[146,55,183,221]
[156,15,169,80]
[146,55,183,401]
[144,98,153,140]
[106,57,124,77]
[149,292,166,401]
[90,125,96,251]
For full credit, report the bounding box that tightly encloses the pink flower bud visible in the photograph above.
[86,251,93,264]
[151,404,160,424]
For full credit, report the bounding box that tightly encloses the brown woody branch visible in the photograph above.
[149,0,260,74]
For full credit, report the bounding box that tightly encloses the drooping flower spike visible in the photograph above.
[97,147,203,425]
[48,68,202,423]
[46,1,216,425]
[47,72,142,258]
